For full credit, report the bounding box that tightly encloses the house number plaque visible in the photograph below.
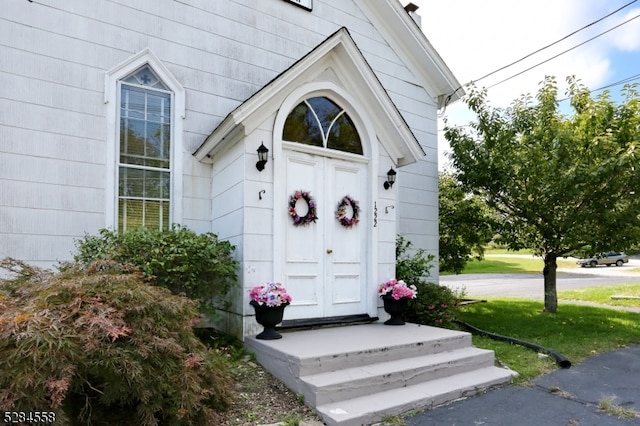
[373,202,378,227]
[282,0,312,11]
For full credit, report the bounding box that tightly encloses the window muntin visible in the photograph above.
[118,66,172,231]
[283,101,322,147]
[283,96,363,155]
[327,112,361,154]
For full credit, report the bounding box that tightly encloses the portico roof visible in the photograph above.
[194,27,426,167]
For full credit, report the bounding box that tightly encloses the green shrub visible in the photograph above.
[403,282,462,328]
[395,235,435,286]
[0,258,233,425]
[395,235,462,328]
[71,225,238,312]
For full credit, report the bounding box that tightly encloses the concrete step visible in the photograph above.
[302,346,496,406]
[297,329,472,377]
[315,366,515,426]
[246,323,473,377]
[245,323,516,426]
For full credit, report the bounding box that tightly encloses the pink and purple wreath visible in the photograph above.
[288,190,318,226]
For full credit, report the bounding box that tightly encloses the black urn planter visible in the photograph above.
[382,295,410,325]
[250,300,288,340]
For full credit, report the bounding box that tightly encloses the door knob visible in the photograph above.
[326,249,333,254]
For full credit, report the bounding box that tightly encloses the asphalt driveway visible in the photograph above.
[407,344,640,426]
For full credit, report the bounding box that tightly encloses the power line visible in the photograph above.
[440,1,638,108]
[487,12,640,89]
[592,73,640,92]
[441,72,640,110]
[473,0,638,85]
[558,72,640,102]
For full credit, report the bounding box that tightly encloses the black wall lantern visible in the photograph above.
[256,142,269,171]
[384,168,397,190]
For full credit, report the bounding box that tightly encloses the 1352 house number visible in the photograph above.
[282,0,312,11]
[3,411,57,423]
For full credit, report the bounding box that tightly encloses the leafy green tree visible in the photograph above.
[439,172,494,274]
[445,76,640,312]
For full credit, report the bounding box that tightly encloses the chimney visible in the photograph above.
[404,3,422,28]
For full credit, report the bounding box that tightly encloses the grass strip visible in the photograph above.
[456,298,640,383]
[443,255,577,275]
[559,284,640,308]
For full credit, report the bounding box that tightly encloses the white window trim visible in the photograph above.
[104,48,185,230]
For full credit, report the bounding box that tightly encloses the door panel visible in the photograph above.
[325,159,367,316]
[284,154,324,319]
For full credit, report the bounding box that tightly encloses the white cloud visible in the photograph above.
[609,9,640,51]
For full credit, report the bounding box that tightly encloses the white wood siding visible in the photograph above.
[208,138,245,336]
[1,0,441,282]
[376,152,398,316]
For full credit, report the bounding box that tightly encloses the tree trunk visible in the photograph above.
[543,253,558,313]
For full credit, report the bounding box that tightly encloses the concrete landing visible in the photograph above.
[245,323,516,426]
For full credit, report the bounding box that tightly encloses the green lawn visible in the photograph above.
[456,298,640,382]
[442,255,576,275]
[559,283,640,308]
[484,248,535,255]
[443,254,640,384]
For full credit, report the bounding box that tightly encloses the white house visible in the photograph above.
[0,0,462,339]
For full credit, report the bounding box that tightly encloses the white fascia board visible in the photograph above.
[332,34,425,165]
[355,0,464,105]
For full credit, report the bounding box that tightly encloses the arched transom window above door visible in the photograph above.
[283,96,363,155]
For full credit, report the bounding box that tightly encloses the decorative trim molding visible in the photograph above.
[103,48,185,229]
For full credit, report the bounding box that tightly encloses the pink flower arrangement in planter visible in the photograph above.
[378,279,418,300]
[249,282,292,307]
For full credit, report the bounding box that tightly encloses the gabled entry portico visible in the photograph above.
[194,27,427,338]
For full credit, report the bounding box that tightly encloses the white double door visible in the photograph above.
[281,149,369,320]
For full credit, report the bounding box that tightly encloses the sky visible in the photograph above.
[408,0,640,170]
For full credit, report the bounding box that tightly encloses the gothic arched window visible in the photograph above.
[118,65,172,231]
[283,96,363,155]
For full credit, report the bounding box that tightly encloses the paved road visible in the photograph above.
[440,256,640,300]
